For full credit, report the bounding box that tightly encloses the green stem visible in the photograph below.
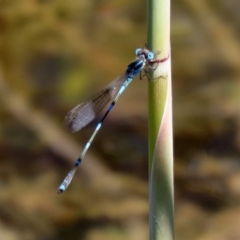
[147,0,174,239]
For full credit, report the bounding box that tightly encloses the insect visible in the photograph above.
[58,47,164,193]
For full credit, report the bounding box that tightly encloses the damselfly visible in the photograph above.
[58,48,164,193]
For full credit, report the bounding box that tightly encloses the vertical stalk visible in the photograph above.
[147,0,174,239]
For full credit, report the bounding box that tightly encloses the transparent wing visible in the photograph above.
[64,73,127,132]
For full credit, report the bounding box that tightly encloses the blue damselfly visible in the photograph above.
[58,48,165,193]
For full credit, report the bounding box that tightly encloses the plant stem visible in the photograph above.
[147,0,174,239]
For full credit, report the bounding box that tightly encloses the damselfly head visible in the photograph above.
[135,48,154,61]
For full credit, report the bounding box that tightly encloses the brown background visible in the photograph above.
[0,0,240,239]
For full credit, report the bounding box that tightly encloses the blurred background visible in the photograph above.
[0,0,240,239]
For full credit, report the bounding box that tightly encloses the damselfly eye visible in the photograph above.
[135,48,142,56]
[147,51,154,60]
